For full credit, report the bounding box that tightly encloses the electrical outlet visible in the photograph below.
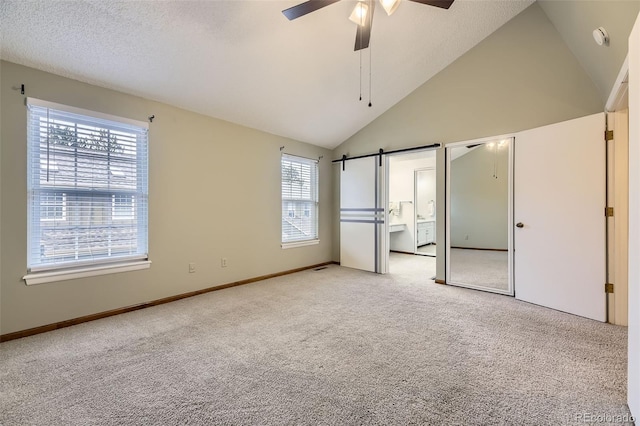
[221,257,228,268]
[188,263,196,273]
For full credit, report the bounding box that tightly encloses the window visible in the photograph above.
[40,192,66,221]
[112,194,135,220]
[26,98,149,275]
[281,154,319,247]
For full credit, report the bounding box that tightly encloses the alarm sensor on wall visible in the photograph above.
[593,27,609,46]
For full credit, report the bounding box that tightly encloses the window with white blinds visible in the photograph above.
[281,154,319,245]
[26,98,149,272]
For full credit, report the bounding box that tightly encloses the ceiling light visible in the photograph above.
[380,0,400,16]
[349,1,369,26]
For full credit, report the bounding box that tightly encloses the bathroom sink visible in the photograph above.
[389,224,406,233]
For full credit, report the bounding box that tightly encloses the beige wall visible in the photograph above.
[450,144,509,250]
[331,3,603,279]
[0,60,333,335]
[539,0,640,103]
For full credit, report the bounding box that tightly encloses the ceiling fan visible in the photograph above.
[282,0,455,51]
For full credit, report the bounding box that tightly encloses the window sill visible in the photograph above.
[23,260,152,285]
[281,239,320,250]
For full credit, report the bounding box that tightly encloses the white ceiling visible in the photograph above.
[0,0,534,149]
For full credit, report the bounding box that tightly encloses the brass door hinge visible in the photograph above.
[605,207,614,217]
[605,130,614,141]
[605,283,614,293]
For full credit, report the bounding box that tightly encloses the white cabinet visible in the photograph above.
[417,221,435,246]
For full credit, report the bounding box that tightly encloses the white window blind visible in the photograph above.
[281,154,319,244]
[27,98,149,272]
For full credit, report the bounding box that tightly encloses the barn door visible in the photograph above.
[514,113,606,321]
[340,156,387,273]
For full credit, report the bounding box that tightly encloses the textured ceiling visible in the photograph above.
[0,0,533,148]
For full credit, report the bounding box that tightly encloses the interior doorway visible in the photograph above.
[386,149,437,274]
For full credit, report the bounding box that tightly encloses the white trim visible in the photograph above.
[445,133,516,148]
[606,55,629,112]
[23,260,152,285]
[27,97,149,129]
[281,152,318,163]
[281,239,320,249]
[29,254,148,273]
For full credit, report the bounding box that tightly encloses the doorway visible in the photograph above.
[386,150,437,275]
[387,150,436,256]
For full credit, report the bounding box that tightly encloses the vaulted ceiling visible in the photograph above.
[0,0,536,148]
[3,1,637,149]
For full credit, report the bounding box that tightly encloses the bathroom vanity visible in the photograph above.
[417,220,435,246]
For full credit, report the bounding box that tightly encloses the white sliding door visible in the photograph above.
[340,156,387,273]
[514,113,606,321]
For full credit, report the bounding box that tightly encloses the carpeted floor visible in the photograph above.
[0,255,629,425]
[450,248,509,292]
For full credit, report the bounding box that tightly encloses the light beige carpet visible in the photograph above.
[450,248,509,292]
[0,258,629,425]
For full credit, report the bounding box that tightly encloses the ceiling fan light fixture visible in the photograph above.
[349,1,369,26]
[380,0,400,16]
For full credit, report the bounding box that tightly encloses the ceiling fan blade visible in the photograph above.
[282,0,341,20]
[408,0,454,9]
[354,0,375,51]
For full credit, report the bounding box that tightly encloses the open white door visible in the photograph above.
[514,113,606,321]
[340,156,387,273]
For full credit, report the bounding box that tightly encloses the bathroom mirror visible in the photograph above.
[446,138,513,294]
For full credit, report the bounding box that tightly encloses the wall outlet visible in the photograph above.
[221,257,228,268]
[188,262,196,273]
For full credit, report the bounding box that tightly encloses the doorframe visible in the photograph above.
[445,136,515,296]
[605,53,630,325]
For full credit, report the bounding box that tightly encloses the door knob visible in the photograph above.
[516,222,524,228]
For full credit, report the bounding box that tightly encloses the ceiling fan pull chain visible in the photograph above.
[359,16,363,102]
[368,37,372,106]
[368,0,373,107]
[359,40,363,101]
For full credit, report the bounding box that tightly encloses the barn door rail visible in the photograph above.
[333,143,441,170]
